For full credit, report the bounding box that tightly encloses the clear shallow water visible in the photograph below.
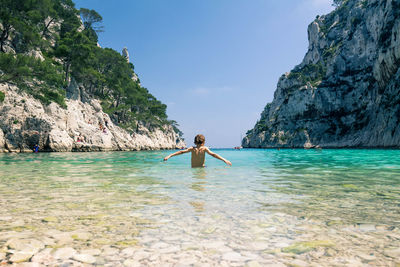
[0,149,399,266]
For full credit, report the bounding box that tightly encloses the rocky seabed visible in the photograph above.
[1,149,399,266]
[1,211,399,266]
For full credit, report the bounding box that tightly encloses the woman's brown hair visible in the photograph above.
[194,134,205,145]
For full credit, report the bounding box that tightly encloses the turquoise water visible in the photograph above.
[0,149,399,266]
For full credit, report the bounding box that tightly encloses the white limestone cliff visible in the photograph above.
[0,83,185,152]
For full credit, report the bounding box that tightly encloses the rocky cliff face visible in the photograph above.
[0,83,185,152]
[243,0,400,148]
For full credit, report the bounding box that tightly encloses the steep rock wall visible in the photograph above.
[0,83,185,152]
[243,0,400,148]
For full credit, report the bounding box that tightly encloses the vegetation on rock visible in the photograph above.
[0,0,180,134]
[0,53,66,107]
[288,62,327,87]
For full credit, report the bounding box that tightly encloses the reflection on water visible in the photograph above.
[190,168,207,192]
[189,168,207,212]
[0,149,399,266]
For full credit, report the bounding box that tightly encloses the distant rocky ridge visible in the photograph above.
[243,0,400,148]
[0,83,185,152]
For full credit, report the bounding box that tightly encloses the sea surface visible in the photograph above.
[0,149,399,266]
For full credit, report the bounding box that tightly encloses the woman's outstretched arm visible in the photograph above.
[205,147,232,166]
[164,147,193,161]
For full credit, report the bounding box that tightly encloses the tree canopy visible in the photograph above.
[0,0,177,133]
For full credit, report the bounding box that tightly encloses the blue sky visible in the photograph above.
[74,0,334,148]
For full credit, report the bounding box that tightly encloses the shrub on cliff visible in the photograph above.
[288,62,327,87]
[0,53,66,107]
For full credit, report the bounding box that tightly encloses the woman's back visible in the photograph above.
[191,146,206,167]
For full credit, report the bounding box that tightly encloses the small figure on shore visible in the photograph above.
[164,134,232,168]
[76,134,85,143]
[99,122,103,131]
[33,144,39,153]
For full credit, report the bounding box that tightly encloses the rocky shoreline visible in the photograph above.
[0,83,185,153]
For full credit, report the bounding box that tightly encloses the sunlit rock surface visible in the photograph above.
[0,83,185,152]
[243,0,400,148]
